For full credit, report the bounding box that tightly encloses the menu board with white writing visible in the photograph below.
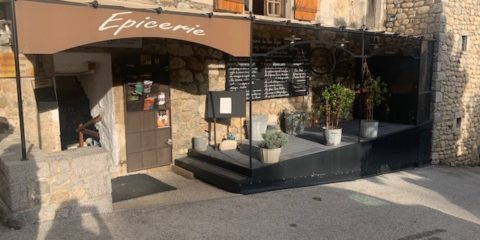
[226,42,310,100]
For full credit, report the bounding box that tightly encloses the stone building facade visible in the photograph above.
[385,0,480,166]
[0,0,478,224]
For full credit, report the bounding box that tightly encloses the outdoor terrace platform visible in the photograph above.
[175,120,432,194]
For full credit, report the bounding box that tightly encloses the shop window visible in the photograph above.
[366,0,384,29]
[461,35,468,52]
[456,117,462,129]
[266,0,283,17]
[252,0,286,17]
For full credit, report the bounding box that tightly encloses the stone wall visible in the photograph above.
[147,40,309,159]
[0,136,112,223]
[0,46,61,153]
[386,0,480,166]
[384,0,442,37]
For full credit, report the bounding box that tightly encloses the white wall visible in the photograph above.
[53,52,119,167]
[317,0,378,29]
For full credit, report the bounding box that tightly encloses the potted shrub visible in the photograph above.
[359,64,389,138]
[319,84,355,146]
[258,130,288,164]
[282,108,306,135]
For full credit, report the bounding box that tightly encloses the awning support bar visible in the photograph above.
[11,0,28,161]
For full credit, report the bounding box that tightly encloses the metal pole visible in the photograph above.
[358,28,365,143]
[248,24,253,171]
[10,0,28,160]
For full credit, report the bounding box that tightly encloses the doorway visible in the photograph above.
[118,54,172,172]
[55,76,93,150]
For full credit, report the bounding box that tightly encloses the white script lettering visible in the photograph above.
[98,12,206,36]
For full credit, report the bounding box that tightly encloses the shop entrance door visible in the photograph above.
[121,54,172,172]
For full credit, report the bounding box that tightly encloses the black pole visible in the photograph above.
[358,28,366,143]
[248,25,253,171]
[10,0,28,160]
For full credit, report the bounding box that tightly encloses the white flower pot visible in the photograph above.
[260,148,282,164]
[246,115,269,141]
[193,136,208,151]
[360,120,379,138]
[324,128,342,146]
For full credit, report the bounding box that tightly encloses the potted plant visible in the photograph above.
[319,84,355,146]
[359,63,389,138]
[258,130,288,164]
[282,108,306,135]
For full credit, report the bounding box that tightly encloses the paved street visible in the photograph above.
[1,165,480,240]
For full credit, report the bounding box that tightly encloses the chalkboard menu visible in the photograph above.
[226,42,310,100]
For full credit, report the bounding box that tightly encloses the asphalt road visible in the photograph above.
[1,165,480,240]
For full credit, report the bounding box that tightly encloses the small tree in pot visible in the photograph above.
[359,62,389,138]
[259,130,288,164]
[319,84,355,146]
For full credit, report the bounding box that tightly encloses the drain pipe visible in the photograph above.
[10,0,28,160]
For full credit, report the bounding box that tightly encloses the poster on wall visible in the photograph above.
[156,110,170,128]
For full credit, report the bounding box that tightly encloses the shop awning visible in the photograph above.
[14,0,252,57]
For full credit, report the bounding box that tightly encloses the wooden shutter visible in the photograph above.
[215,0,244,13]
[294,0,317,21]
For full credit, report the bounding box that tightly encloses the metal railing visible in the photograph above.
[76,115,101,147]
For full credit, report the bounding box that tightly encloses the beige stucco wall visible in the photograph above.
[319,0,369,29]
[55,0,385,30]
[59,0,213,11]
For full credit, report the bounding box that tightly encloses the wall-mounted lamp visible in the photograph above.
[90,0,99,9]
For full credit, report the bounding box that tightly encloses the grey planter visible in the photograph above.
[324,128,342,146]
[360,120,379,138]
[283,112,306,135]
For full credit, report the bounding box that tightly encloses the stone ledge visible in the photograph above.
[0,143,113,223]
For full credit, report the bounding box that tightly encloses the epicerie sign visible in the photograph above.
[98,11,207,37]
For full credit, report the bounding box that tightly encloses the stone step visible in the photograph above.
[175,157,250,193]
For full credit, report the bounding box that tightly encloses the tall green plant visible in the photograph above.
[363,76,388,121]
[361,62,389,121]
[319,84,355,129]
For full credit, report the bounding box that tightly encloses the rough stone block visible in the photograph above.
[50,190,70,204]
[9,184,29,212]
[86,174,111,199]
